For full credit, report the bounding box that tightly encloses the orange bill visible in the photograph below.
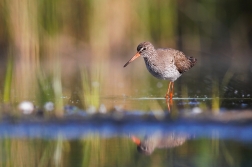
[131,135,141,146]
[123,52,141,67]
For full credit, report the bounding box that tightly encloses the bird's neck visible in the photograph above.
[143,52,158,67]
[143,51,158,64]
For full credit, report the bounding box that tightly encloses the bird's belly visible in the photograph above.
[146,64,181,82]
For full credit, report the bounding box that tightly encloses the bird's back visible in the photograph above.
[157,48,197,74]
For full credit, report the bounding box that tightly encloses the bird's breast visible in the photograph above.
[144,58,181,81]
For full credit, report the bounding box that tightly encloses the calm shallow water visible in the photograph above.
[1,97,252,167]
[1,54,252,166]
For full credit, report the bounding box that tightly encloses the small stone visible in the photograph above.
[44,102,54,112]
[18,101,34,114]
[98,104,107,113]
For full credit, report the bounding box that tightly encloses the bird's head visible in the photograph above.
[123,41,155,67]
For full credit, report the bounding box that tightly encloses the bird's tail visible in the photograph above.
[188,57,197,68]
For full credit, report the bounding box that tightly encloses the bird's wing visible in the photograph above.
[169,49,196,73]
[156,48,197,73]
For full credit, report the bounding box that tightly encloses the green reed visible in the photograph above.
[3,52,13,103]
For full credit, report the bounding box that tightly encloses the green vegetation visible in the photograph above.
[0,0,251,113]
[0,0,251,166]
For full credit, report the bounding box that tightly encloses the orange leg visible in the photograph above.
[166,97,173,112]
[170,82,174,98]
[165,82,174,99]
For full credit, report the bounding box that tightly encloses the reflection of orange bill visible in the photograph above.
[131,135,141,146]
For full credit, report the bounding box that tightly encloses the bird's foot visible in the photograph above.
[165,93,173,99]
[169,92,173,99]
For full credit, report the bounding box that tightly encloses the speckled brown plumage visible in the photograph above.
[173,51,197,73]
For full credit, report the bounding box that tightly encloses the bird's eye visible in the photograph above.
[140,47,146,52]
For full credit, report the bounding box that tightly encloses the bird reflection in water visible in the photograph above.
[131,132,188,155]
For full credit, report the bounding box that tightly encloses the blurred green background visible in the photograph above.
[0,0,252,166]
[0,0,252,111]
[0,0,252,113]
